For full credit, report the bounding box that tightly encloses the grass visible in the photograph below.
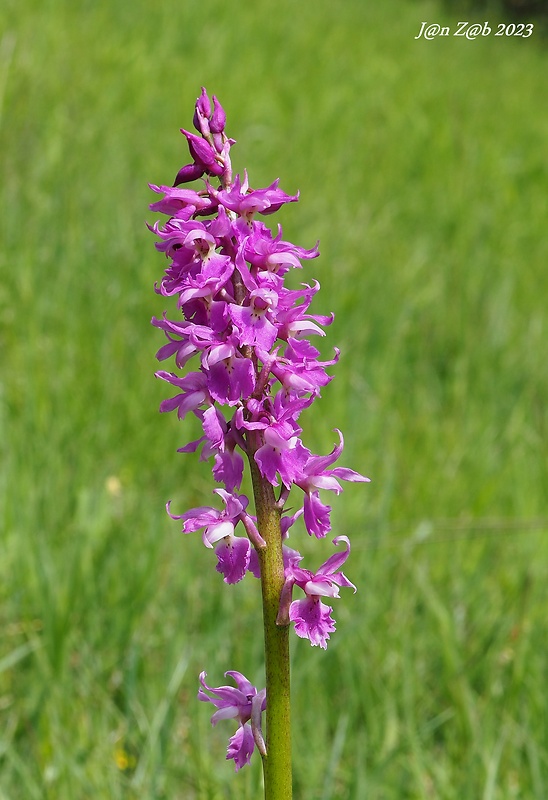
[1,0,547,797]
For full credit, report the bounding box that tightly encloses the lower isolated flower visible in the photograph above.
[198,670,266,771]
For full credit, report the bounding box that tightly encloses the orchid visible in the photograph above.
[167,488,263,583]
[198,671,266,771]
[278,535,356,649]
[149,88,369,798]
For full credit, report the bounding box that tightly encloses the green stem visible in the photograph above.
[248,444,292,800]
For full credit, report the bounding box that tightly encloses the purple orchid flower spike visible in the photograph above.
[198,671,267,771]
[278,535,356,649]
[150,89,370,790]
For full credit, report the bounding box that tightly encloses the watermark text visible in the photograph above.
[415,21,534,40]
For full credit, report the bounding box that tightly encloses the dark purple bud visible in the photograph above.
[173,162,204,186]
[210,95,227,134]
[193,87,212,132]
[181,129,225,177]
[182,130,214,164]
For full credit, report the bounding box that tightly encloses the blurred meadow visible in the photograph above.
[1,0,547,797]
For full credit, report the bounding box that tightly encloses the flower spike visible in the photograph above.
[149,88,370,783]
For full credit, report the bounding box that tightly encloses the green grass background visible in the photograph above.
[1,0,547,797]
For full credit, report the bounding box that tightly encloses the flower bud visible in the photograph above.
[210,95,227,134]
[193,87,212,135]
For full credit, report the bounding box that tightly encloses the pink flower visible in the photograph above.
[280,536,356,649]
[212,173,299,222]
[198,671,266,771]
[168,490,253,583]
[295,430,370,537]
